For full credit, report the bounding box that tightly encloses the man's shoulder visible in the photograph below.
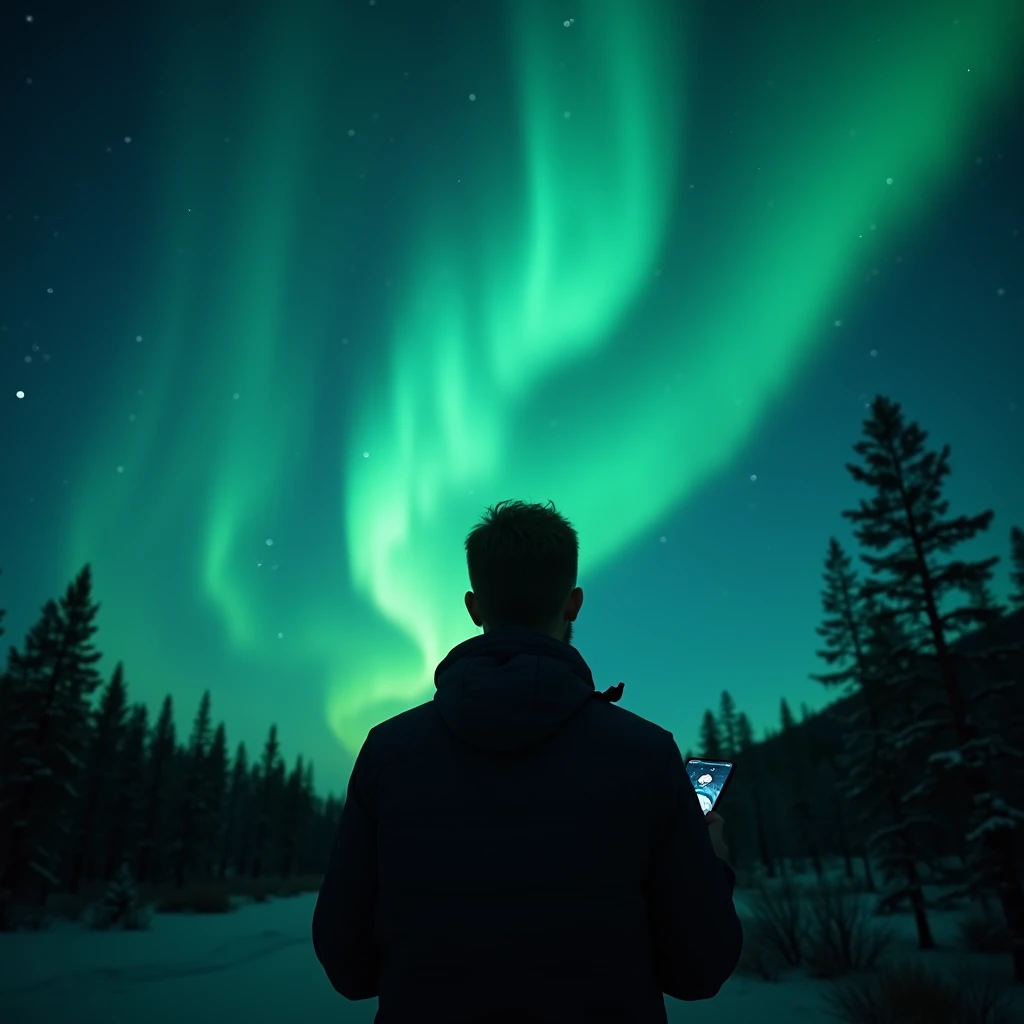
[590,695,672,735]
[584,695,678,759]
[369,700,435,739]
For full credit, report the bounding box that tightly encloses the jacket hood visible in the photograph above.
[433,625,625,752]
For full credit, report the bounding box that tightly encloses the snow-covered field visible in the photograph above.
[1,876,1021,1024]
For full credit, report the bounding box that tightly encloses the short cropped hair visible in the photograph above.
[464,499,579,630]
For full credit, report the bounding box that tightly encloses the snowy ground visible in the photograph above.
[1,874,1021,1024]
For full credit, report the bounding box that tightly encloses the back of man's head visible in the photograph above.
[464,499,580,636]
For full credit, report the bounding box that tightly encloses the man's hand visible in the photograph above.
[706,810,730,863]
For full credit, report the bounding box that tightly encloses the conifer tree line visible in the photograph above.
[0,570,344,930]
[683,396,1024,983]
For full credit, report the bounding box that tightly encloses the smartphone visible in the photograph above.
[685,758,735,815]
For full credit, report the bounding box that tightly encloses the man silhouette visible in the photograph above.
[312,499,742,1022]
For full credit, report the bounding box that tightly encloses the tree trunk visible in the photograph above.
[905,856,936,950]
[882,784,935,949]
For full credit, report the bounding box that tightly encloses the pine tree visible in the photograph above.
[94,861,149,930]
[812,539,865,694]
[779,698,795,731]
[300,760,317,873]
[172,691,213,888]
[136,695,175,884]
[733,714,752,753]
[302,759,315,804]
[733,713,774,876]
[844,395,1023,977]
[276,755,311,879]
[220,742,249,879]
[1010,527,1024,610]
[0,566,103,927]
[777,697,822,879]
[103,862,138,923]
[697,711,723,759]
[103,703,148,882]
[203,723,229,878]
[251,725,281,879]
[66,663,128,893]
[718,692,739,759]
[813,542,936,947]
[239,760,263,877]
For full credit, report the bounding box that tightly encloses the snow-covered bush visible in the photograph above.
[823,958,1013,1024]
[743,877,808,968]
[806,879,894,977]
[88,863,152,931]
[743,877,895,980]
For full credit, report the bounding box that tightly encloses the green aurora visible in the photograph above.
[56,0,1023,781]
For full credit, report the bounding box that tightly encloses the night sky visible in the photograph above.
[2,0,1022,800]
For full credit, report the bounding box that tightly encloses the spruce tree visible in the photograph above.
[812,538,867,692]
[137,695,175,884]
[300,760,317,873]
[813,541,936,947]
[779,698,796,731]
[251,725,281,879]
[277,755,310,879]
[172,691,213,888]
[733,713,752,756]
[778,697,822,879]
[734,713,774,877]
[697,711,723,759]
[718,692,739,759]
[843,395,1024,978]
[220,742,249,879]
[103,703,148,881]
[0,566,103,927]
[239,760,263,877]
[66,663,128,893]
[95,861,148,930]
[1010,527,1024,610]
[203,723,229,878]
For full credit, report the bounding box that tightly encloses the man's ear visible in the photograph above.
[465,590,483,627]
